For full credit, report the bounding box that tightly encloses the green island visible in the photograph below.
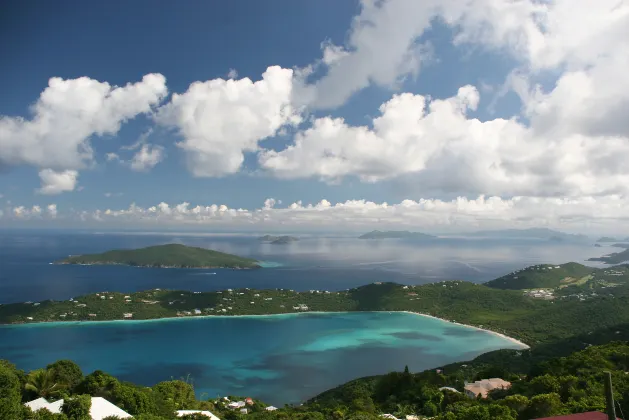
[588,248,629,264]
[258,235,299,244]
[5,262,629,419]
[54,244,261,269]
[358,230,436,240]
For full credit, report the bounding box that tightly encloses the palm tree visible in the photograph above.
[25,369,64,399]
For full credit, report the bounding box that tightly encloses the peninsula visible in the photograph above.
[258,235,299,244]
[358,230,436,240]
[55,244,261,269]
[5,262,629,346]
[588,247,629,264]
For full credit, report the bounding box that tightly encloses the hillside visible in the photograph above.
[485,262,596,290]
[55,244,260,269]
[358,230,436,239]
[588,248,629,264]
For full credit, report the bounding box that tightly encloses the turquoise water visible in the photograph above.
[0,312,526,405]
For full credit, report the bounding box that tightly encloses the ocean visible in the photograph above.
[0,230,604,404]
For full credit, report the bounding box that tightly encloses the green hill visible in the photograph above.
[589,248,629,264]
[485,262,596,290]
[55,244,260,269]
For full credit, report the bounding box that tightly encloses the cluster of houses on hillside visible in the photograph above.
[523,289,555,299]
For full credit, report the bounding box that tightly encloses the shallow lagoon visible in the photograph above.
[0,312,526,405]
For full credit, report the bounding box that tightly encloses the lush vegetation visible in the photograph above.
[485,262,597,290]
[258,235,299,244]
[5,265,629,345]
[55,244,260,269]
[358,230,436,240]
[4,342,629,419]
[589,248,629,264]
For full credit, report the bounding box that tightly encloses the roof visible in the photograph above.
[25,396,132,420]
[176,409,222,420]
[90,397,132,420]
[534,412,621,420]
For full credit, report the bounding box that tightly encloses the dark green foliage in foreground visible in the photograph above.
[61,394,91,420]
[4,342,629,419]
[56,244,260,269]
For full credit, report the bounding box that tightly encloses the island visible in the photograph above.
[588,248,629,264]
[258,235,299,244]
[468,228,589,242]
[596,236,626,242]
[54,244,261,269]
[358,230,436,240]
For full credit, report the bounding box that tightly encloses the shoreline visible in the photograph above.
[1,310,530,348]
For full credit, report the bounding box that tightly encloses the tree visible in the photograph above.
[61,394,91,420]
[76,370,118,397]
[526,392,564,418]
[153,380,195,410]
[110,382,156,415]
[30,408,70,420]
[530,374,561,395]
[47,360,83,390]
[26,368,65,399]
[0,362,23,420]
[501,394,529,414]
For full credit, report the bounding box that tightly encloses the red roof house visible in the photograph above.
[534,412,621,420]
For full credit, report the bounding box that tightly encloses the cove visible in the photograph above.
[0,312,526,405]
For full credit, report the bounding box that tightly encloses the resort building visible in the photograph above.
[464,378,511,398]
[25,396,132,419]
[265,406,278,411]
[228,400,246,409]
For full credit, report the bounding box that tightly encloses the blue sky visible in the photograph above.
[1,0,627,233]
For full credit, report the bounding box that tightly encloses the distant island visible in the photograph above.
[597,236,619,242]
[55,244,260,269]
[469,228,588,242]
[258,235,299,244]
[588,248,629,264]
[612,243,629,249]
[358,230,436,240]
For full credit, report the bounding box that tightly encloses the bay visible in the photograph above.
[0,312,526,405]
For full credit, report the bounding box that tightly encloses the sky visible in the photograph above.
[1,0,628,233]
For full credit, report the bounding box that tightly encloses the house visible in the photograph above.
[464,378,511,398]
[380,415,398,420]
[194,309,202,315]
[123,313,133,318]
[533,413,621,419]
[265,406,278,411]
[240,408,248,414]
[176,409,221,419]
[245,397,254,405]
[228,401,246,409]
[25,396,132,419]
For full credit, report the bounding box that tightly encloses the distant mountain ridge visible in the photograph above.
[358,230,436,240]
[588,248,629,264]
[468,228,588,241]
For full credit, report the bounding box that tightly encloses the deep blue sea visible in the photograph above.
[0,230,606,404]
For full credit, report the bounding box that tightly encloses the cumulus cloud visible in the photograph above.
[37,169,79,195]
[129,144,165,172]
[11,204,58,219]
[0,74,168,171]
[156,66,301,177]
[5,195,629,233]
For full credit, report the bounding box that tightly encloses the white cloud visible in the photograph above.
[11,204,57,219]
[37,169,79,195]
[47,204,58,218]
[129,144,165,172]
[227,69,239,79]
[104,192,123,198]
[105,153,121,162]
[0,74,167,171]
[295,0,441,110]
[6,195,629,234]
[121,128,153,151]
[156,66,301,177]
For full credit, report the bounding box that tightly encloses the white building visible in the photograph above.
[25,396,132,419]
[176,409,221,419]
